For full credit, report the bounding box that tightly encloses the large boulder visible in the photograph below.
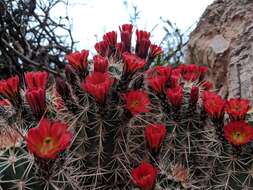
[186,0,253,101]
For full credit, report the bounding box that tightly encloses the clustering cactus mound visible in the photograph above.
[1,24,253,190]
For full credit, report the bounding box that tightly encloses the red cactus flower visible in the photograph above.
[179,64,199,81]
[179,64,208,82]
[0,75,20,101]
[147,75,167,94]
[225,98,250,120]
[25,88,46,116]
[202,91,226,120]
[224,121,253,146]
[145,124,167,152]
[122,52,146,75]
[123,90,150,116]
[171,68,181,75]
[119,24,133,52]
[170,69,181,88]
[155,66,172,76]
[131,162,157,190]
[26,118,72,159]
[93,55,109,73]
[135,30,151,58]
[146,66,172,94]
[81,72,113,104]
[167,86,183,107]
[115,42,124,57]
[137,39,151,59]
[103,31,117,47]
[120,24,133,33]
[25,71,48,90]
[65,50,89,73]
[201,81,213,91]
[136,30,151,42]
[95,40,111,57]
[189,86,199,105]
[199,66,209,78]
[149,44,163,59]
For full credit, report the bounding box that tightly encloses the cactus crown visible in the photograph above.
[1,24,253,190]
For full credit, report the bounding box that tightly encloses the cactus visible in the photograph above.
[1,24,253,190]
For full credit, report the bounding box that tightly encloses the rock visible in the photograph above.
[186,0,253,101]
[209,35,230,54]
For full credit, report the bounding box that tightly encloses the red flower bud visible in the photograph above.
[201,81,213,91]
[25,71,48,90]
[93,55,109,73]
[167,86,183,107]
[95,40,111,57]
[26,118,72,159]
[131,162,157,190]
[119,24,133,52]
[146,66,172,94]
[0,75,20,103]
[202,91,225,120]
[65,50,89,74]
[25,88,46,117]
[137,39,151,59]
[145,124,167,152]
[120,24,133,33]
[103,31,117,47]
[136,30,150,42]
[135,30,151,59]
[122,52,146,75]
[149,44,163,59]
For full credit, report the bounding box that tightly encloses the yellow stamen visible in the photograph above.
[40,137,54,154]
